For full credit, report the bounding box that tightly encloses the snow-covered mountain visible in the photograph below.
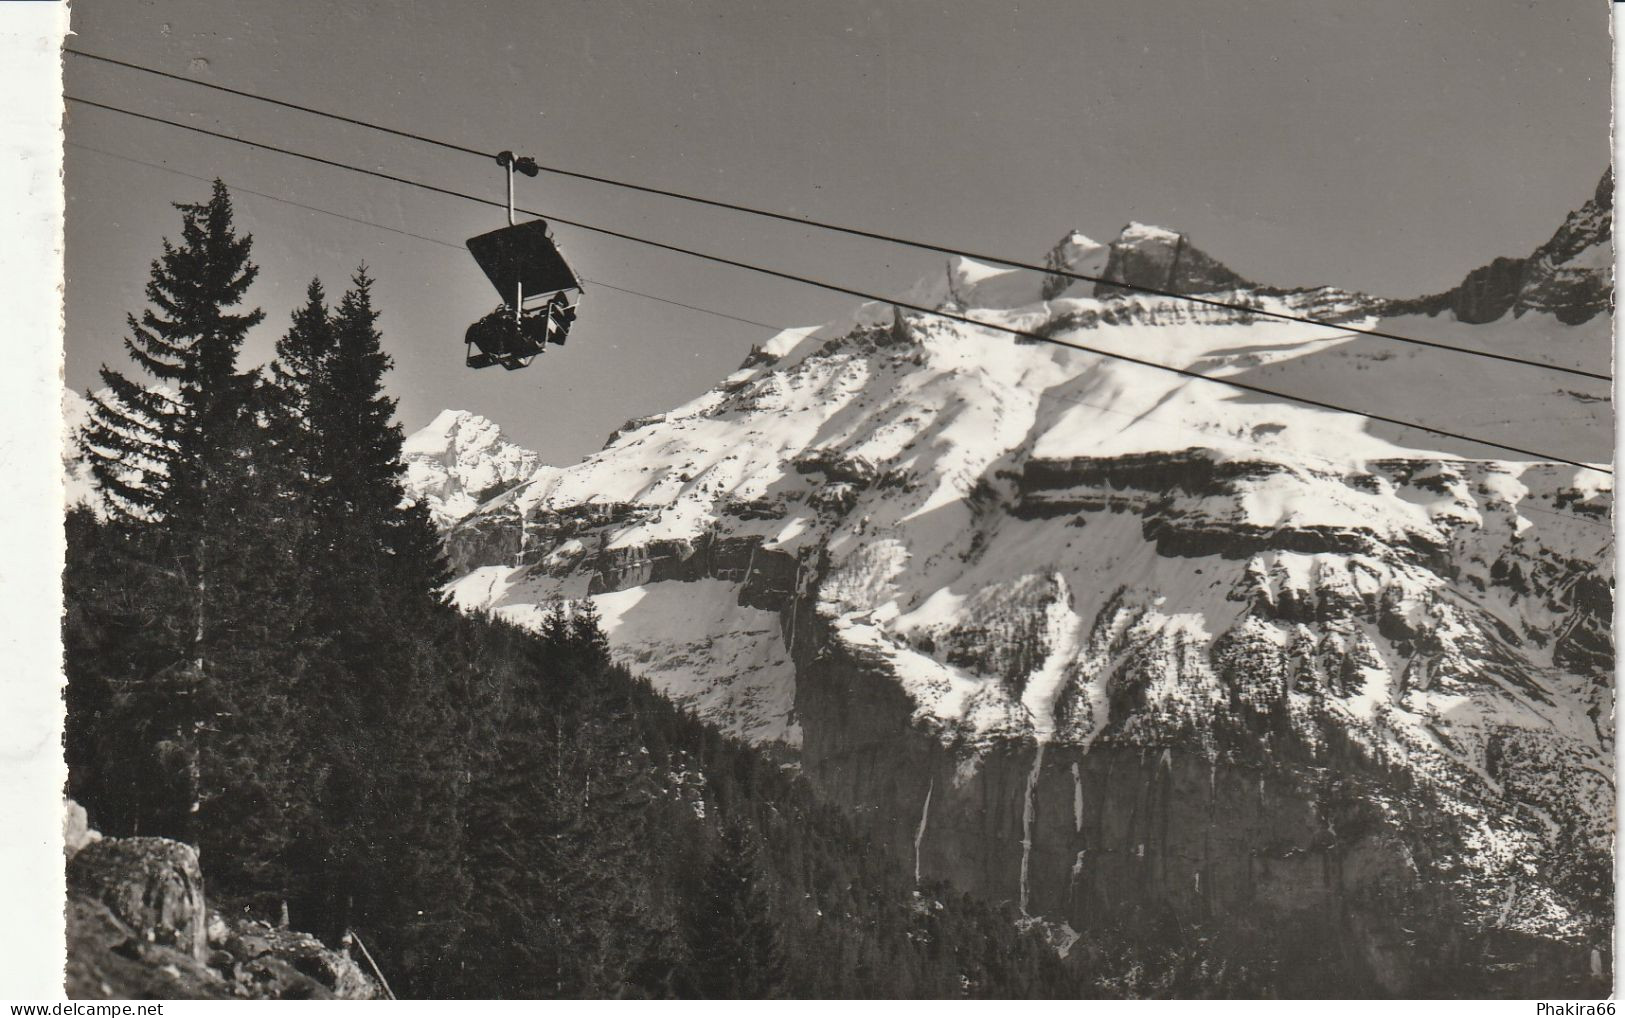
[400,409,539,527]
[440,181,1613,992]
[58,176,1602,993]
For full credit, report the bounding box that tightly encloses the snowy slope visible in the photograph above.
[447,229,1609,735]
[65,398,539,526]
[443,205,1611,965]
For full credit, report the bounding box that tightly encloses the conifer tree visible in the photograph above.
[83,180,264,523]
[63,188,1107,1002]
[264,266,457,947]
[683,819,786,998]
[75,181,266,841]
[541,598,573,653]
[570,598,612,673]
[62,506,191,834]
[453,624,566,996]
[561,665,680,997]
[262,280,344,732]
[267,280,337,495]
[183,396,312,899]
[324,268,449,602]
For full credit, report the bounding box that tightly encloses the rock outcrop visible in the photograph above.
[1394,171,1613,326]
[1449,256,1530,324]
[1040,230,1111,300]
[64,802,378,1000]
[1094,223,1253,298]
[63,798,101,858]
[1516,170,1614,324]
[68,838,209,962]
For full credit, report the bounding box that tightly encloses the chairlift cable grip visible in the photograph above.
[503,153,522,322]
[505,156,515,228]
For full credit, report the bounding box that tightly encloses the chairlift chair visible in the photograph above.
[462,151,584,371]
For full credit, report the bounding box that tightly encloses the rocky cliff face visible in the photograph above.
[785,448,1611,995]
[1515,171,1614,323]
[436,192,1613,994]
[1093,222,1254,299]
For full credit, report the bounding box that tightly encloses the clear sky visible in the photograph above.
[63,0,1611,461]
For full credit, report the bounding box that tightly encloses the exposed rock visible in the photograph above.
[65,897,234,1000]
[1094,222,1252,299]
[1041,230,1111,300]
[401,409,540,527]
[793,595,1610,997]
[68,837,208,960]
[64,803,377,1000]
[1517,170,1614,323]
[1450,256,1528,324]
[1389,171,1613,325]
[221,921,376,1000]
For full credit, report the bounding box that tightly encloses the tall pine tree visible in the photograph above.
[82,179,264,524]
[75,180,267,842]
[260,266,461,945]
[266,279,337,496]
[324,268,449,604]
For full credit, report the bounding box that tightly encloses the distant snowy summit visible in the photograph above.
[429,177,1612,984]
[935,179,1614,328]
[401,409,539,527]
[1090,221,1254,299]
[437,180,1613,755]
[902,218,1365,327]
[906,221,1247,312]
[63,178,1617,988]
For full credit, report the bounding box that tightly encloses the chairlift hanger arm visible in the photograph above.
[461,149,582,370]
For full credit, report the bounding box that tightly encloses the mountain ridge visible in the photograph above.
[425,180,1612,992]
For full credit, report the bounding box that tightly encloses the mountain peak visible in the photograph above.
[1094,222,1253,298]
[401,409,539,526]
[431,183,1610,978]
[1040,230,1111,299]
[1118,220,1182,244]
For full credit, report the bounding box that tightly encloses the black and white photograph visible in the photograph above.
[6,0,1619,1001]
